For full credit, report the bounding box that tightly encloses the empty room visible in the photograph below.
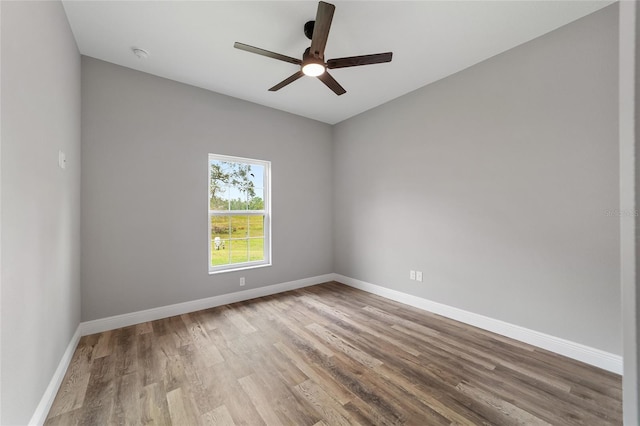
[1,0,638,425]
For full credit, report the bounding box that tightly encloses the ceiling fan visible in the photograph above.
[234,1,393,96]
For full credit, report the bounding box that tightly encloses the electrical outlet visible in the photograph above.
[416,271,423,282]
[240,277,245,286]
[410,270,416,280]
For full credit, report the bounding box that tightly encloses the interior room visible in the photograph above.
[1,0,637,424]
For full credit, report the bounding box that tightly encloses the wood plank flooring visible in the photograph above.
[45,282,622,425]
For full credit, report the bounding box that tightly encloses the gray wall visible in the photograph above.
[1,2,81,424]
[81,57,333,321]
[333,5,620,354]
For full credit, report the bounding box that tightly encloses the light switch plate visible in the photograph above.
[58,150,66,170]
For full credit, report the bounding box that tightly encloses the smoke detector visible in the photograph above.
[131,47,149,59]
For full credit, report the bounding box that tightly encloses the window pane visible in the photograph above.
[230,215,249,238]
[211,185,230,210]
[250,164,265,187]
[249,238,264,261]
[211,238,230,266]
[228,187,247,210]
[229,239,249,264]
[211,216,231,238]
[248,215,264,238]
[249,187,264,210]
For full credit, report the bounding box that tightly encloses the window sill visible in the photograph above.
[208,262,272,275]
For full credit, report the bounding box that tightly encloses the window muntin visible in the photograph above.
[209,154,270,273]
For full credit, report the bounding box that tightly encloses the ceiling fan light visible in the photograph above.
[302,62,325,77]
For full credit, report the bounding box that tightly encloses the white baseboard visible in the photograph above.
[335,274,622,374]
[80,274,335,336]
[29,326,81,426]
[32,273,621,425]
[32,274,333,425]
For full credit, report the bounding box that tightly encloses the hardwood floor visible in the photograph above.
[45,282,622,425]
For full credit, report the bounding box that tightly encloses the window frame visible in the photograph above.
[208,153,271,274]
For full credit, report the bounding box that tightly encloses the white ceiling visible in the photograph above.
[62,1,613,124]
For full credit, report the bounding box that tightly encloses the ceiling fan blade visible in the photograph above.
[309,1,335,58]
[327,52,393,69]
[269,71,305,92]
[317,71,346,96]
[234,42,301,65]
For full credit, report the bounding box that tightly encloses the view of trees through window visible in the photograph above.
[209,157,267,269]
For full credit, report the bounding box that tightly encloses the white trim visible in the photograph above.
[619,0,638,423]
[28,327,81,426]
[31,274,332,424]
[35,273,622,425]
[208,261,272,276]
[0,1,3,420]
[0,1,6,422]
[210,210,265,215]
[80,274,334,336]
[335,274,622,374]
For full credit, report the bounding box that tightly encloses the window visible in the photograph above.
[208,154,271,273]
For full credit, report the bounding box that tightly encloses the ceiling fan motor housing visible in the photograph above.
[303,47,323,62]
[301,47,326,76]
